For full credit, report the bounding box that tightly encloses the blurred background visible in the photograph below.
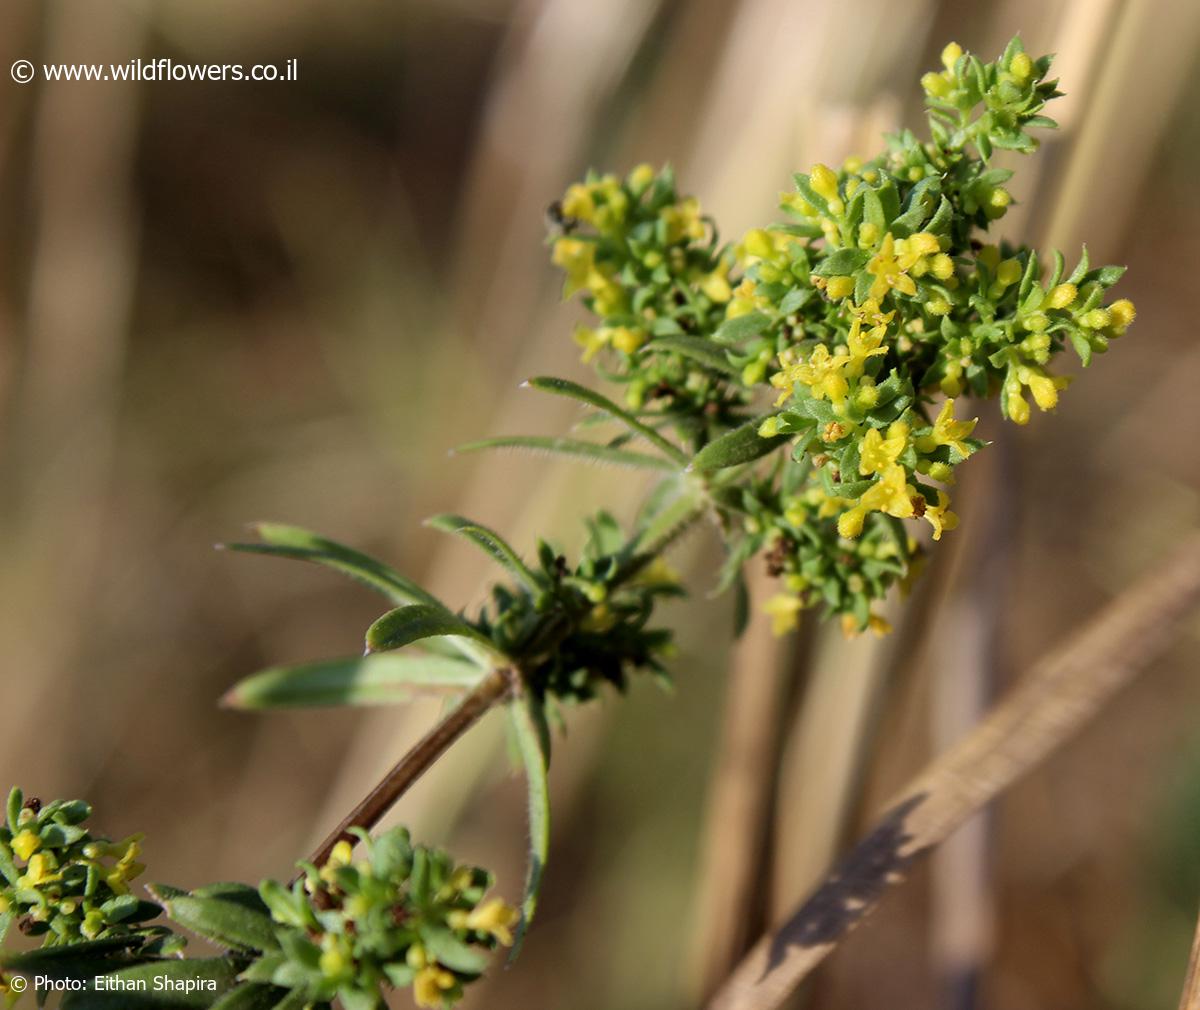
[2,0,1199,1007]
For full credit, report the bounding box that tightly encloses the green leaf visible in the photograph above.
[222,652,484,709]
[507,696,550,961]
[688,417,789,472]
[644,336,738,376]
[522,376,687,463]
[630,480,707,557]
[813,248,869,277]
[364,604,499,658]
[713,311,770,344]
[421,926,491,974]
[0,936,148,975]
[61,958,241,1009]
[208,984,288,1010]
[425,514,543,591]
[158,891,280,952]
[226,524,445,612]
[454,435,679,473]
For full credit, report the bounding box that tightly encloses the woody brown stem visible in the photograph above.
[301,667,514,874]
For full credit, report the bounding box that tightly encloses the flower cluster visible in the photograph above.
[252,828,516,1010]
[550,36,1136,633]
[550,165,746,437]
[0,788,174,952]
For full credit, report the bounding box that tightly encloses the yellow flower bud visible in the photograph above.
[826,276,855,300]
[1046,283,1077,309]
[609,327,646,354]
[1109,299,1137,328]
[809,163,840,203]
[858,222,880,248]
[925,295,951,316]
[996,257,1022,287]
[757,417,780,437]
[12,830,40,862]
[627,163,655,192]
[922,71,951,98]
[1083,308,1110,329]
[942,42,964,71]
[908,232,941,257]
[1010,52,1033,82]
[929,253,955,280]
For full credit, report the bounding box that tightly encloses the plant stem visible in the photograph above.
[301,667,514,873]
[300,493,711,875]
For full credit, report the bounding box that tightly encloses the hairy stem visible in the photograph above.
[302,667,514,872]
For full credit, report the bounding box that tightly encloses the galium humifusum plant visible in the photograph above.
[1,37,1135,1010]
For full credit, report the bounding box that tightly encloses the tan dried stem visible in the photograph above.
[706,532,1200,1010]
[1177,909,1200,1010]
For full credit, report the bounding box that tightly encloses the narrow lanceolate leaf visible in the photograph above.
[425,514,542,591]
[523,375,688,464]
[454,435,679,473]
[154,889,279,952]
[208,984,288,1010]
[221,652,484,709]
[507,695,550,961]
[226,523,446,611]
[364,604,500,658]
[61,957,241,1009]
[645,335,738,376]
[630,480,708,558]
[688,417,790,472]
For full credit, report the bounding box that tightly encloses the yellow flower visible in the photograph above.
[866,233,918,301]
[660,197,705,243]
[924,491,959,541]
[413,966,457,1008]
[552,238,598,297]
[837,464,915,538]
[561,183,595,223]
[841,612,893,638]
[764,594,804,636]
[770,344,851,407]
[17,853,60,890]
[11,830,40,862]
[465,898,520,946]
[844,310,890,376]
[859,422,909,476]
[916,399,977,457]
[572,325,607,363]
[699,261,733,303]
[105,836,146,895]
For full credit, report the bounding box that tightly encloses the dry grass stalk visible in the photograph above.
[706,532,1200,1010]
[1177,909,1200,1010]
